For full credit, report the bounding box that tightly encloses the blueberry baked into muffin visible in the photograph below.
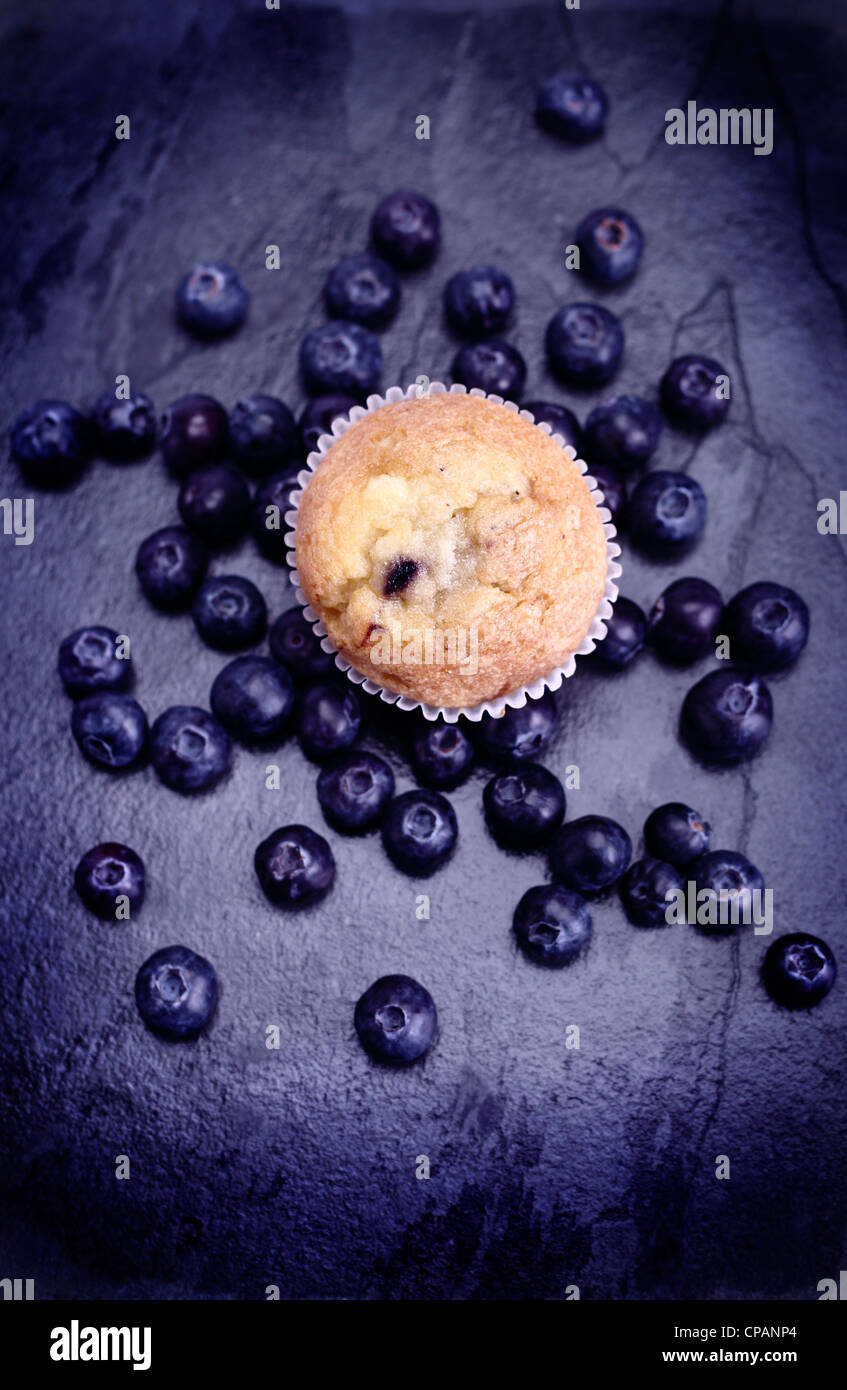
[294,392,610,709]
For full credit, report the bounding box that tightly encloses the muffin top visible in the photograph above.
[294,392,609,708]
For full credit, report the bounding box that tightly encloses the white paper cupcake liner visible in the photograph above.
[284,381,622,723]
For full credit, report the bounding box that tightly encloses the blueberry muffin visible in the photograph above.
[294,393,609,708]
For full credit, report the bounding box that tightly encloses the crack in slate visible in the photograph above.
[750,7,847,344]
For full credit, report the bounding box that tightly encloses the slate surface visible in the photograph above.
[1,0,846,1300]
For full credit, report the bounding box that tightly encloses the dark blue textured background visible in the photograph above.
[1,0,845,1300]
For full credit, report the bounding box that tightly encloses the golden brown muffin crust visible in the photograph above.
[294,393,608,707]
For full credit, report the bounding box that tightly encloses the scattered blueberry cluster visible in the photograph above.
[510,787,835,1011]
[592,575,809,767]
[9,78,836,1062]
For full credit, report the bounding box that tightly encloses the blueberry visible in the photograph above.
[58,626,132,699]
[192,574,267,651]
[178,463,251,547]
[160,394,229,476]
[92,389,157,461]
[10,399,92,487]
[297,680,362,762]
[660,354,730,432]
[628,470,707,551]
[135,525,209,611]
[150,705,232,793]
[269,608,336,683]
[587,463,626,527]
[575,208,644,286]
[382,789,458,875]
[383,557,419,596]
[176,261,248,338]
[692,850,764,933]
[591,596,646,669]
[74,842,145,920]
[380,559,415,599]
[299,395,359,456]
[723,582,810,673]
[483,765,565,847]
[620,857,683,927]
[452,339,526,399]
[354,975,437,1064]
[317,750,395,833]
[254,824,335,907]
[680,668,773,765]
[762,933,837,1009]
[250,471,299,563]
[546,304,624,388]
[371,190,440,270]
[549,814,632,894]
[444,265,515,337]
[210,655,294,743]
[644,802,710,866]
[411,720,475,789]
[535,75,608,142]
[135,945,218,1039]
[648,577,724,664]
[300,321,382,399]
[513,885,592,967]
[523,400,582,454]
[474,691,558,764]
[229,395,300,476]
[324,252,400,330]
[71,693,148,771]
[583,395,660,471]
